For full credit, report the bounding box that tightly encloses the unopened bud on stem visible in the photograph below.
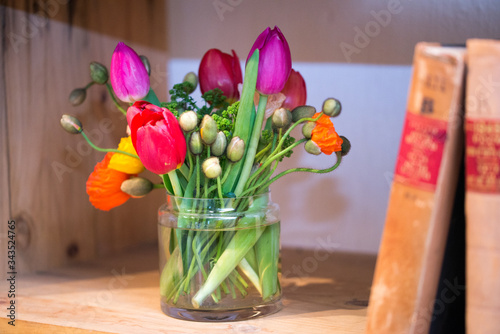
[302,121,315,139]
[340,135,351,156]
[60,114,83,134]
[89,62,109,84]
[69,88,87,106]
[179,110,199,132]
[200,115,217,145]
[226,136,245,162]
[291,105,316,122]
[139,55,151,76]
[121,177,153,197]
[305,140,321,155]
[202,157,222,179]
[183,72,198,94]
[189,132,203,155]
[322,98,341,117]
[272,107,292,129]
[211,131,227,157]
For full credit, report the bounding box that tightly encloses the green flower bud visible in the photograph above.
[226,136,245,163]
[139,55,151,76]
[322,98,341,117]
[211,131,227,157]
[202,157,222,179]
[272,107,292,129]
[291,105,316,122]
[69,88,86,106]
[120,177,153,197]
[179,110,198,132]
[305,140,321,155]
[89,61,109,84]
[183,71,198,94]
[200,115,217,145]
[189,132,203,155]
[302,121,316,139]
[60,114,83,134]
[340,135,351,156]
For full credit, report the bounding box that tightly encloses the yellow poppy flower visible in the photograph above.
[108,136,145,174]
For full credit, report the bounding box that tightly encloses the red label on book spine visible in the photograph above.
[394,112,448,191]
[465,119,500,193]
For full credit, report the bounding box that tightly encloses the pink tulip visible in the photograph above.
[128,101,186,174]
[247,26,292,95]
[280,69,306,110]
[199,49,242,104]
[110,42,150,103]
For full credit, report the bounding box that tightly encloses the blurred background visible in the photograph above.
[1,0,499,273]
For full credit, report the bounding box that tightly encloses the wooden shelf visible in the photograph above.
[0,247,376,333]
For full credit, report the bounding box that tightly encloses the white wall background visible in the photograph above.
[166,0,500,254]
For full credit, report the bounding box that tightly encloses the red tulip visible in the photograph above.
[280,69,306,110]
[110,42,150,103]
[199,49,242,104]
[247,26,292,95]
[128,101,186,174]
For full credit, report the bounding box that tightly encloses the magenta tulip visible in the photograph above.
[280,69,306,110]
[128,101,186,175]
[110,42,150,103]
[199,49,242,104]
[247,26,292,95]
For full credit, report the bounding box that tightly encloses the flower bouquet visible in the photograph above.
[62,26,350,321]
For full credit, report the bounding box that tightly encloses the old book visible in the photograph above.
[365,43,466,334]
[465,39,500,334]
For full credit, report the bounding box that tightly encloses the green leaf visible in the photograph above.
[143,88,161,106]
[222,50,259,193]
[255,222,280,300]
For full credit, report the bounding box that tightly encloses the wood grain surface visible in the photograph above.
[0,0,169,275]
[0,247,376,334]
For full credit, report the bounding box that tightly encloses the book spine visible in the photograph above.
[465,39,500,334]
[366,43,465,334]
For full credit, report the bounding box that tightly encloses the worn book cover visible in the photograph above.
[366,43,466,334]
[465,38,500,334]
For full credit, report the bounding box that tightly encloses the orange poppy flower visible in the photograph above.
[311,113,343,155]
[86,152,131,211]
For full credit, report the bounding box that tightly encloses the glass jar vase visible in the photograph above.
[158,192,282,322]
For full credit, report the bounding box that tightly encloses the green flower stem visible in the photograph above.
[84,81,95,90]
[228,278,237,299]
[159,246,183,297]
[105,83,127,116]
[220,163,233,185]
[196,155,201,197]
[255,141,272,162]
[191,225,265,308]
[167,231,219,302]
[205,163,232,197]
[216,176,223,200]
[233,94,268,197]
[255,223,280,300]
[270,113,323,158]
[153,183,165,189]
[192,234,219,303]
[187,151,194,180]
[179,163,190,181]
[237,258,262,295]
[256,152,343,193]
[80,131,139,159]
[228,271,248,297]
[166,170,184,197]
[240,138,308,197]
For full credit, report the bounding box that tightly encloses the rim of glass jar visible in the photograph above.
[162,191,274,213]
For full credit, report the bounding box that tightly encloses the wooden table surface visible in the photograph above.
[0,246,376,334]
